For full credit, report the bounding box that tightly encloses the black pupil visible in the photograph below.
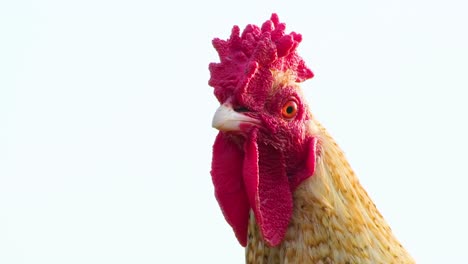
[286,106,294,114]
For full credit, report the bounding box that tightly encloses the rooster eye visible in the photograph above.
[281,100,298,119]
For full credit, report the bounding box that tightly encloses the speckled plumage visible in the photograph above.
[245,120,415,263]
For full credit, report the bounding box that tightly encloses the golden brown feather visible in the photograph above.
[246,119,414,264]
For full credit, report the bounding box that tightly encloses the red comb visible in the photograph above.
[208,13,314,104]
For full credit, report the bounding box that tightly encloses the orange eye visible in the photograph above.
[281,100,298,119]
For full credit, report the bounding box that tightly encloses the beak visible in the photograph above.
[212,104,259,131]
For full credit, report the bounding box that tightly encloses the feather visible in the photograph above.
[245,121,415,263]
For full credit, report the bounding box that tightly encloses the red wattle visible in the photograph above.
[211,133,250,246]
[242,129,260,217]
[243,129,293,247]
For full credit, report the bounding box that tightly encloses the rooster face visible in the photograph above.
[212,72,311,168]
[209,14,317,247]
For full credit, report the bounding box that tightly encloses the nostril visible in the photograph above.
[233,106,249,113]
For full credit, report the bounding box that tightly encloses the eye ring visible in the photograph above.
[281,100,298,119]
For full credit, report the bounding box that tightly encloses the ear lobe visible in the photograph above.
[290,136,318,190]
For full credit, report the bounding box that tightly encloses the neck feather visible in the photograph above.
[246,120,414,263]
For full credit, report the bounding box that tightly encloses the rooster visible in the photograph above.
[209,14,414,264]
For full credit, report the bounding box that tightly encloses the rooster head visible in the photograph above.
[209,14,317,247]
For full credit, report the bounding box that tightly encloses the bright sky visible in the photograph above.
[1,0,467,263]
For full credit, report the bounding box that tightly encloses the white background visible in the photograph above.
[1,0,467,263]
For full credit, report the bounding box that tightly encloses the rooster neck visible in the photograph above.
[245,121,414,264]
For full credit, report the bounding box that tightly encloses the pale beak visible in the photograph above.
[212,104,259,131]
